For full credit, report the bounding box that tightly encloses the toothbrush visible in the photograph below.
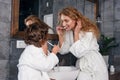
[47,41,54,47]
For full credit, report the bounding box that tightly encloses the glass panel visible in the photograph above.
[19,0,39,31]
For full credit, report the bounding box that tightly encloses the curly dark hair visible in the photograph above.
[24,23,49,47]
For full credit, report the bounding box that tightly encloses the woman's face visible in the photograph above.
[60,14,76,31]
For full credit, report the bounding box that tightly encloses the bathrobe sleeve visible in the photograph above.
[59,31,73,54]
[69,32,98,58]
[18,46,59,72]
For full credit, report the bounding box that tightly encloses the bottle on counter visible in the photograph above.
[110,65,115,74]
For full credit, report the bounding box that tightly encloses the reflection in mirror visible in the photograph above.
[11,0,58,39]
[11,0,97,40]
[44,14,55,34]
[19,0,39,31]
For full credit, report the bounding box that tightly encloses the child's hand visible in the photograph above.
[52,45,60,54]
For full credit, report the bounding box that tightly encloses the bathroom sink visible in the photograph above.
[48,66,79,80]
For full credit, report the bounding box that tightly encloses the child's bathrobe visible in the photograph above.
[59,31,109,80]
[17,45,59,80]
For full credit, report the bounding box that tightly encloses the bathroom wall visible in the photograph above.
[0,0,120,80]
[100,0,120,68]
[0,0,11,80]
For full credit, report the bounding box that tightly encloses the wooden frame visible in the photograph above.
[11,0,20,38]
[86,0,99,20]
[11,0,98,39]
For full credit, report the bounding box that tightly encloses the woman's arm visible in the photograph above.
[70,32,99,58]
[56,26,71,54]
[74,20,82,42]
[56,26,64,47]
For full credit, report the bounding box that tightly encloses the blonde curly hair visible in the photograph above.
[58,6,100,39]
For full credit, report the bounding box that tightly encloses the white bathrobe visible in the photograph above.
[59,31,109,80]
[17,45,59,80]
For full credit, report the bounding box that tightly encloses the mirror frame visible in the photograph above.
[11,0,20,38]
[11,0,58,39]
[11,0,98,39]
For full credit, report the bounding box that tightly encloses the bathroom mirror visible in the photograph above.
[11,0,98,39]
[11,0,58,39]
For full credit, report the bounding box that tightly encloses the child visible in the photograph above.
[24,15,55,39]
[24,15,53,30]
[17,22,59,80]
[24,15,43,27]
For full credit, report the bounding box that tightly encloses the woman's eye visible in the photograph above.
[65,20,69,23]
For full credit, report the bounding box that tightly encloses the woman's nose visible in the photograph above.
[62,22,66,27]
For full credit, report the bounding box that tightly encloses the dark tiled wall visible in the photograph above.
[0,0,11,80]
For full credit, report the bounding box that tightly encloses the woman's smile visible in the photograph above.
[60,14,76,31]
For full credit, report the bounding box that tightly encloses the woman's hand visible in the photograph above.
[74,20,82,34]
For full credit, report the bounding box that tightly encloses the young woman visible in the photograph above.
[17,22,59,80]
[56,6,108,80]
